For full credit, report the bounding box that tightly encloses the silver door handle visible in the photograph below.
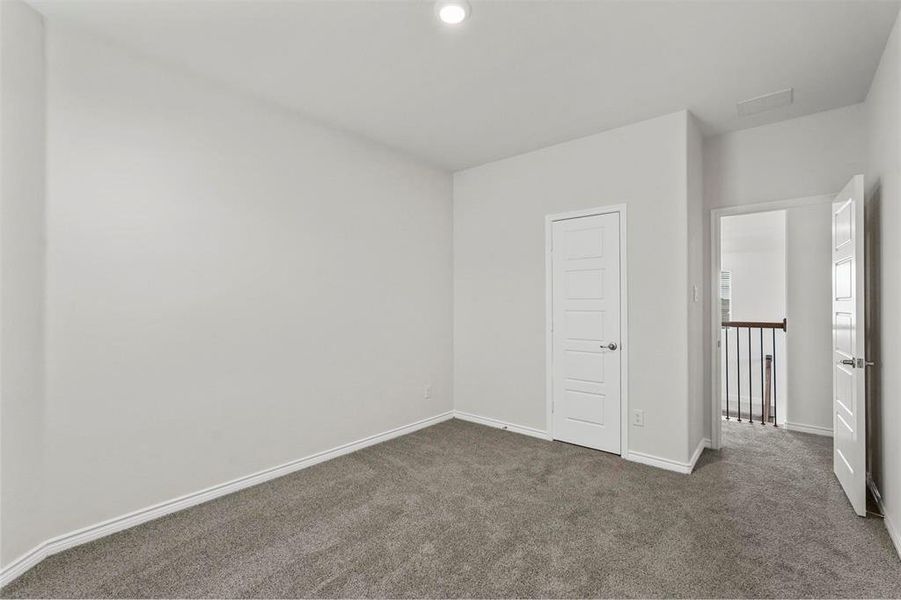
[841,358,877,368]
[601,342,617,351]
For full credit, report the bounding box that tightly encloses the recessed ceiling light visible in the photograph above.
[436,1,470,25]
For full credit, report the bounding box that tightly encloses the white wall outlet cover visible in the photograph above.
[632,409,645,426]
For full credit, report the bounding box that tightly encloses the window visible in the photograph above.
[720,270,732,323]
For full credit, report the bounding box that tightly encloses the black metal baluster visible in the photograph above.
[772,328,778,427]
[736,328,742,421]
[760,328,764,425]
[748,327,753,424]
[764,354,773,424]
[725,327,730,420]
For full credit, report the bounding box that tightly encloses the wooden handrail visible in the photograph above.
[721,318,786,331]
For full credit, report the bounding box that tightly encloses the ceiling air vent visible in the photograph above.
[737,88,793,117]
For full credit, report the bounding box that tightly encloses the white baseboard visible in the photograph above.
[625,450,692,474]
[625,438,710,475]
[867,477,901,560]
[452,410,551,440]
[453,410,714,476]
[0,545,45,593]
[689,437,712,472]
[783,421,833,437]
[0,410,454,588]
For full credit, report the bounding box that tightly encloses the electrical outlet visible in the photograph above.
[632,409,645,427]
[424,384,432,400]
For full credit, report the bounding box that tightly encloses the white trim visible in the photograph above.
[713,194,834,218]
[545,204,629,457]
[709,193,834,450]
[624,438,710,475]
[453,408,711,475]
[783,421,833,437]
[0,410,454,588]
[868,477,901,559]
[453,411,714,477]
[689,437,712,471]
[0,546,45,592]
[453,410,551,440]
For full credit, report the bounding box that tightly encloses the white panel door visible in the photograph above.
[832,174,867,517]
[551,212,621,453]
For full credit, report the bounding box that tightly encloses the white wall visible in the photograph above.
[865,8,901,550]
[454,111,694,465]
[704,104,867,209]
[38,24,454,542]
[785,202,833,433]
[0,0,47,566]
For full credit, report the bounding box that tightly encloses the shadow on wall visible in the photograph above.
[865,180,882,492]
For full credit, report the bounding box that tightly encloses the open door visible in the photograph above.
[832,174,867,517]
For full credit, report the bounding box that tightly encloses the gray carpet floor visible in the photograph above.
[3,418,900,598]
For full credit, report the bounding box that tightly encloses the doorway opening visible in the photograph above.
[711,195,836,449]
[719,210,788,428]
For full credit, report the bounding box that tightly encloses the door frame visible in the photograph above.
[709,193,834,450]
[545,204,629,455]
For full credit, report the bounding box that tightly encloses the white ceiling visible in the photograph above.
[30,0,900,171]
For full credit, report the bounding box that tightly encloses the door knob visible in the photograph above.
[841,359,855,366]
[602,342,617,351]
